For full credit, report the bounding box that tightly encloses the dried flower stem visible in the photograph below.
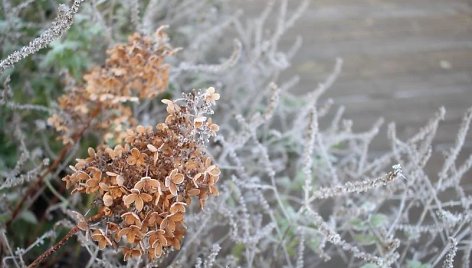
[27,226,80,268]
[26,212,104,268]
[7,119,92,227]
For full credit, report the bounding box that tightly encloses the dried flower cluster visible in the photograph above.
[48,27,175,144]
[62,88,221,261]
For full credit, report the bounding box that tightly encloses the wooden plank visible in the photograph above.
[236,0,472,155]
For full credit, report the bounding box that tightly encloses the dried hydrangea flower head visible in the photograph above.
[48,26,175,144]
[63,88,221,262]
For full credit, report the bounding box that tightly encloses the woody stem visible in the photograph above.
[27,226,80,268]
[7,116,95,227]
[27,212,104,268]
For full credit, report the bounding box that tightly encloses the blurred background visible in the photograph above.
[238,0,472,161]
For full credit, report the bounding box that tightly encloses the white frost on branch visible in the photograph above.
[0,0,86,74]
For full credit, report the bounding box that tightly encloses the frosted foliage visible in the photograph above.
[0,1,85,74]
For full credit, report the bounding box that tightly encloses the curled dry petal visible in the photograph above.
[88,147,96,158]
[127,148,145,166]
[103,193,113,206]
[108,186,127,198]
[147,144,160,165]
[206,118,219,136]
[192,173,202,187]
[209,185,219,196]
[207,165,221,177]
[116,175,124,186]
[118,225,143,244]
[134,176,159,192]
[69,211,88,231]
[187,188,200,196]
[160,217,176,235]
[148,229,167,248]
[91,229,112,249]
[123,247,142,261]
[168,183,178,196]
[123,193,135,208]
[169,212,184,222]
[121,212,142,226]
[147,144,157,152]
[106,171,124,186]
[172,173,185,184]
[170,202,186,214]
[143,211,163,227]
[165,169,185,196]
[161,99,181,114]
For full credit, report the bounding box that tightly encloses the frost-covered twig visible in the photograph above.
[177,39,242,74]
[0,0,85,74]
[307,165,404,201]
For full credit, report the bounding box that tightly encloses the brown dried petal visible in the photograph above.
[135,196,144,212]
[141,193,153,203]
[118,225,142,244]
[115,175,125,186]
[121,212,142,226]
[160,218,176,234]
[134,177,159,192]
[123,194,136,208]
[171,173,184,184]
[170,202,186,214]
[153,152,159,165]
[208,165,221,177]
[69,211,88,231]
[187,188,200,196]
[209,185,219,196]
[106,171,119,177]
[192,173,202,187]
[88,147,96,158]
[91,229,112,249]
[144,211,162,227]
[103,193,113,206]
[147,144,157,152]
[123,247,142,261]
[169,184,178,196]
[169,212,184,222]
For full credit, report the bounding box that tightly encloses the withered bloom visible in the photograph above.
[48,27,176,144]
[63,88,221,261]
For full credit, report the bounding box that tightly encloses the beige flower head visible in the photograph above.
[63,88,221,261]
[48,29,173,145]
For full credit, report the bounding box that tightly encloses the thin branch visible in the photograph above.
[0,0,86,74]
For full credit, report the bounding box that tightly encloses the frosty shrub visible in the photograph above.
[0,0,471,268]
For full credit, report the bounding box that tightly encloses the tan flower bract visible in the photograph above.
[63,89,221,261]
